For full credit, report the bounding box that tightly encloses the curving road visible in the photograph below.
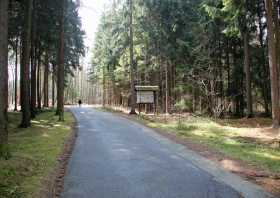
[61,107,274,198]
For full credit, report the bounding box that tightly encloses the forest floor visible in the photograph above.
[0,110,75,198]
[101,106,280,196]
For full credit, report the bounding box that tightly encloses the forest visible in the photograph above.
[91,0,280,129]
[1,0,280,196]
[0,0,85,158]
[1,0,280,159]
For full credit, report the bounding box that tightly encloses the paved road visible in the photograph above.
[61,107,266,198]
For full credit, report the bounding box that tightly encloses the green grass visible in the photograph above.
[0,110,75,198]
[147,116,280,173]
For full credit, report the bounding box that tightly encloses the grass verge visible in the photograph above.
[145,116,280,174]
[0,110,75,198]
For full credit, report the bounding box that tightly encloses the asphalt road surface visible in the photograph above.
[61,107,267,198]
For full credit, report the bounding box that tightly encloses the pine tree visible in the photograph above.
[20,0,33,128]
[0,0,9,157]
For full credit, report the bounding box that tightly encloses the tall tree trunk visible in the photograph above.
[102,67,106,107]
[30,44,37,118]
[129,0,137,114]
[232,42,241,117]
[159,57,165,112]
[14,38,18,111]
[165,61,169,114]
[20,0,33,128]
[258,0,271,115]
[37,53,41,109]
[56,0,65,121]
[0,0,9,157]
[265,0,280,127]
[243,30,253,118]
[239,0,253,118]
[172,63,176,107]
[43,51,49,107]
[226,39,231,102]
[30,0,37,119]
[52,65,55,107]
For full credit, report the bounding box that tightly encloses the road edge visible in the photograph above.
[38,109,78,198]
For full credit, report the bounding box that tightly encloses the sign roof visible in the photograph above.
[135,86,159,91]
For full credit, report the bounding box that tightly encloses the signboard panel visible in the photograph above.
[137,91,154,104]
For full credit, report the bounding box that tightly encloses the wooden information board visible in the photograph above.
[137,91,154,104]
[135,86,159,113]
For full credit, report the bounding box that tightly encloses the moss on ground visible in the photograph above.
[0,110,74,198]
